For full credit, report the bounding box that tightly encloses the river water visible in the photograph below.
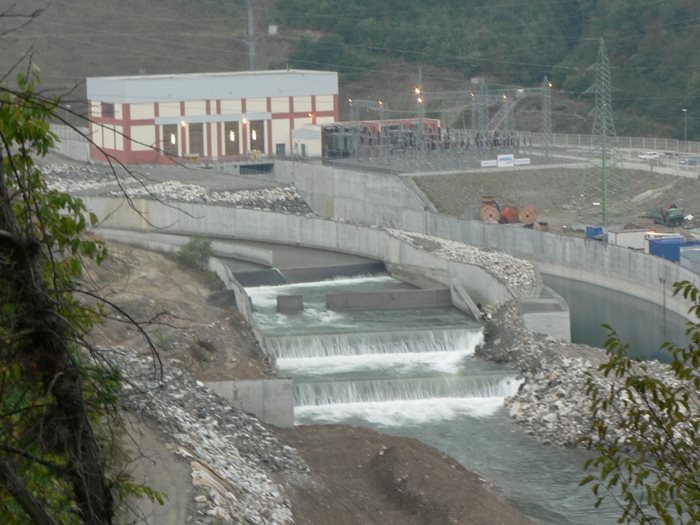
[246,275,624,524]
[544,274,689,361]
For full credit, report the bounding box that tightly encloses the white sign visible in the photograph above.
[497,154,515,168]
[480,160,498,168]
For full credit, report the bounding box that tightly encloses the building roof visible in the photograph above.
[86,69,338,104]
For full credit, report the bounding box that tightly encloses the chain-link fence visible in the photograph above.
[50,124,90,162]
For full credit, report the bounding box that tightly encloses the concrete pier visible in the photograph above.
[326,288,452,311]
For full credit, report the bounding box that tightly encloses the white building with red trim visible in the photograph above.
[86,70,339,164]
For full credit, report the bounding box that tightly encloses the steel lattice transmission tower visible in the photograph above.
[581,38,628,226]
[541,76,552,158]
[474,78,490,148]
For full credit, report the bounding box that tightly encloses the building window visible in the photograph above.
[224,121,240,156]
[162,124,178,156]
[102,102,115,118]
[188,123,204,156]
[249,120,265,152]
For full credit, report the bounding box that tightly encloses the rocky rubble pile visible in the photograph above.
[112,181,313,214]
[42,164,116,192]
[387,229,538,295]
[40,164,313,215]
[108,346,307,524]
[476,301,599,446]
[480,301,694,448]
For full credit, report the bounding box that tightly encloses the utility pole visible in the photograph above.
[683,108,688,146]
[246,0,256,70]
[416,67,424,156]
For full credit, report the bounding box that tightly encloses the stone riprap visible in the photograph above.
[112,181,313,214]
[41,164,313,215]
[41,164,116,192]
[387,229,539,296]
[480,301,693,448]
[109,346,307,524]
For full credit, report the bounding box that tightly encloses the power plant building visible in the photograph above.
[86,70,339,164]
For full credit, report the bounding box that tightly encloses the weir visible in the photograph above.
[246,273,619,524]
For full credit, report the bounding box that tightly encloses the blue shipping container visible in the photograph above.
[649,238,700,262]
[586,226,604,240]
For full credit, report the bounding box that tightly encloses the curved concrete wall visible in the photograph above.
[275,161,431,231]
[275,160,700,319]
[84,196,514,306]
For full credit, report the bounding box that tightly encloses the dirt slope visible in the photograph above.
[414,167,700,233]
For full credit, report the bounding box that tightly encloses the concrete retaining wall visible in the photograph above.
[275,161,431,232]
[206,379,294,428]
[429,215,699,319]
[86,196,515,306]
[520,286,571,342]
[50,124,90,162]
[275,161,700,319]
[208,258,255,322]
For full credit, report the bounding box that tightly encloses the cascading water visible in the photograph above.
[246,275,619,525]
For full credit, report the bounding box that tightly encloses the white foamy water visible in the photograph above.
[269,328,483,358]
[246,275,398,307]
[278,349,479,376]
[296,396,508,426]
[295,375,522,407]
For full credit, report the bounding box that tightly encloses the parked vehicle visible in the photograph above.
[638,151,659,160]
[679,156,700,166]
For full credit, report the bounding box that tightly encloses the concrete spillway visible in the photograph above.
[246,274,619,525]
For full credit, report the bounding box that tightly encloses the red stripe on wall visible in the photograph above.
[154,102,161,159]
[123,104,132,154]
[216,100,222,159]
[288,96,294,150]
[205,100,212,159]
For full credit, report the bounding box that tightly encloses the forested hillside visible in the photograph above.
[2,0,698,138]
[275,0,700,139]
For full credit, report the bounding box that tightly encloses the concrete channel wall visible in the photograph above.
[275,160,700,319]
[85,196,515,307]
[275,161,433,232]
[206,379,294,428]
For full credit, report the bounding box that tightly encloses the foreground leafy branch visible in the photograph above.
[582,280,700,524]
[0,67,158,523]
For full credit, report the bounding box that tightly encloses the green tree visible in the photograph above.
[582,280,700,524]
[176,236,213,270]
[0,67,160,523]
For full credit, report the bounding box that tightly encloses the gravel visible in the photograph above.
[108,346,308,524]
[387,229,539,295]
[41,164,313,215]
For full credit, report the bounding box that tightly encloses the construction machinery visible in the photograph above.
[647,204,685,227]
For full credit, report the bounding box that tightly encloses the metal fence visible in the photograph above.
[49,124,90,162]
[524,131,700,156]
[44,122,700,167]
